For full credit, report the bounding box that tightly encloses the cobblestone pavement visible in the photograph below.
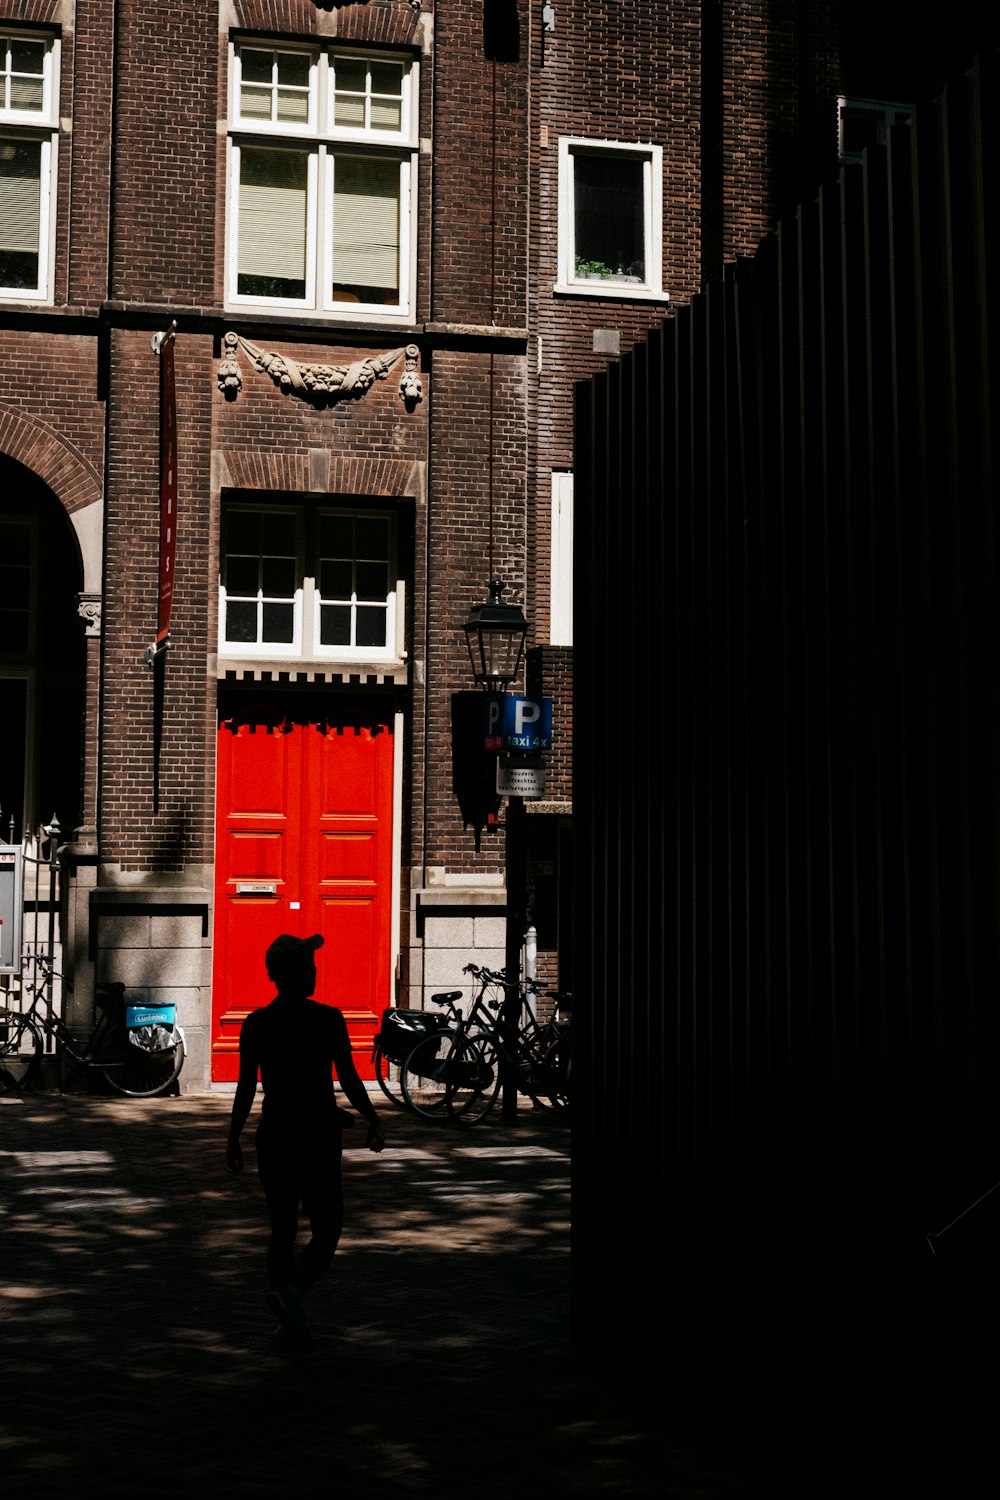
[1,1092,794,1499]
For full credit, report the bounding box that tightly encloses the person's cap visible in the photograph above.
[265,933,324,973]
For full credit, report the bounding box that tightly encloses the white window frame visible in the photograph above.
[226,39,418,322]
[550,472,573,647]
[232,43,318,137]
[228,141,320,311]
[218,504,305,659]
[0,31,59,305]
[218,504,404,666]
[555,136,666,302]
[311,507,400,662]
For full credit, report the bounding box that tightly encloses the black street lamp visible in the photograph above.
[463,579,528,691]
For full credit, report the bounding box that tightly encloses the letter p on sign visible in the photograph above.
[514,700,541,735]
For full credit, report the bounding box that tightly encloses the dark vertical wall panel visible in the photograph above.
[574,54,999,1373]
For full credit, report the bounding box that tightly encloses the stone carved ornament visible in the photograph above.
[77,594,102,637]
[218,332,423,412]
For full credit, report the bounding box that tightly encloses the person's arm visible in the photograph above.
[226,1026,260,1173]
[331,1012,386,1151]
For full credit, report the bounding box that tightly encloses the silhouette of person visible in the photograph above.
[225,932,385,1349]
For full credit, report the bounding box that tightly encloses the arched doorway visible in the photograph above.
[0,457,85,845]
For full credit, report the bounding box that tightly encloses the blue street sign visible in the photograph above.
[484,695,553,751]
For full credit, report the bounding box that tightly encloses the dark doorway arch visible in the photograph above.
[0,456,85,842]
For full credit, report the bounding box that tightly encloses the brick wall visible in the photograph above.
[0,0,850,1070]
[100,330,215,873]
[66,1,113,305]
[109,5,219,305]
[422,344,528,875]
[430,4,528,326]
[0,335,104,487]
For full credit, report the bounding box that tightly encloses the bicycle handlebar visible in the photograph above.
[462,963,541,992]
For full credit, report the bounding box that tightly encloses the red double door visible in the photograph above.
[211,698,394,1081]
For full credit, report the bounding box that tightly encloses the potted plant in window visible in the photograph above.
[575,257,616,281]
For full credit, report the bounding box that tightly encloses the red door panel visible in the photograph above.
[212,702,394,1082]
[321,832,378,882]
[319,897,377,1010]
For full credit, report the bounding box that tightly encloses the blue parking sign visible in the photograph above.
[484,695,553,751]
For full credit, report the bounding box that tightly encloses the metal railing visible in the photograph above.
[0,817,64,1036]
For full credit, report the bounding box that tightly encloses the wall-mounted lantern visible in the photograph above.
[463,579,528,692]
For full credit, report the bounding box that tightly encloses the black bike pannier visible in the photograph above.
[375,1007,449,1065]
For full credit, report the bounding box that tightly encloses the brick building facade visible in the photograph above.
[1,1,844,1090]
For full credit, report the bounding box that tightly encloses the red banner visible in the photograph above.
[156,332,177,649]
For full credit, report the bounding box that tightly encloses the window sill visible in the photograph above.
[224,300,417,329]
[553,283,670,303]
[0,290,52,307]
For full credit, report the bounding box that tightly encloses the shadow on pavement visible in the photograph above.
[1,1095,789,1498]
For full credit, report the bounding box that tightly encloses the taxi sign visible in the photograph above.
[484,695,553,751]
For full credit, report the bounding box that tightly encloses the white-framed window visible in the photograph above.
[0,31,59,303]
[555,137,665,301]
[227,39,417,320]
[314,511,397,653]
[219,504,403,663]
[219,508,303,656]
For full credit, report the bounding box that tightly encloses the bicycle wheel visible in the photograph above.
[0,1013,42,1094]
[374,1046,408,1108]
[519,1031,571,1112]
[445,1034,501,1125]
[400,1031,459,1119]
[97,1021,186,1097]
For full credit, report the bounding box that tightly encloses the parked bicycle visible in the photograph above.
[370,995,457,1108]
[0,959,186,1098]
[399,964,572,1124]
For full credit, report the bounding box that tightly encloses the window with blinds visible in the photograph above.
[237,146,312,300]
[228,40,416,318]
[329,155,402,303]
[0,32,57,301]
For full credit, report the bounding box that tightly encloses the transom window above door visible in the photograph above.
[219,504,403,666]
[227,39,417,321]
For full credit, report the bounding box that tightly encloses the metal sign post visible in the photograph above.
[489,695,554,1120]
[502,789,528,1121]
